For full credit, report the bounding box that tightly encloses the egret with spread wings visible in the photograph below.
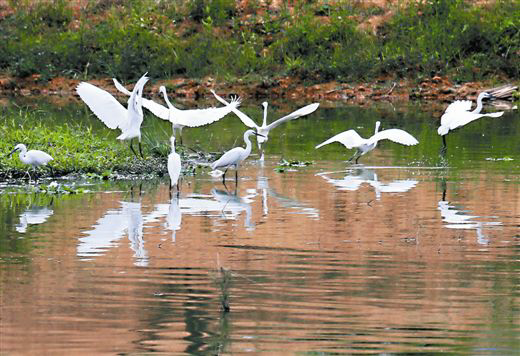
[438,92,504,150]
[113,79,240,144]
[315,121,419,164]
[77,73,149,158]
[210,90,319,149]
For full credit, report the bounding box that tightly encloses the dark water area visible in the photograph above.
[1,97,519,354]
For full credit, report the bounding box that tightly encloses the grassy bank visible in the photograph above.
[0,0,518,86]
[0,108,182,180]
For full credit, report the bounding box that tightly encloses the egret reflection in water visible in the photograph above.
[256,165,319,219]
[318,168,418,200]
[438,181,502,245]
[145,188,257,233]
[16,205,54,233]
[77,199,149,266]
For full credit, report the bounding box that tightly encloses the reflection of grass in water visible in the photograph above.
[209,267,232,355]
[215,267,232,313]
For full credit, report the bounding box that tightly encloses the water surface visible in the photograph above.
[1,101,519,354]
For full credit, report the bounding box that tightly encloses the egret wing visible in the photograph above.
[210,90,258,129]
[368,129,419,146]
[444,100,472,113]
[114,77,170,121]
[266,103,320,130]
[174,96,242,127]
[447,111,503,131]
[76,82,128,130]
[112,78,132,96]
[315,130,365,150]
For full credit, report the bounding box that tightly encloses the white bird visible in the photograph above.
[76,73,149,158]
[211,129,263,183]
[113,79,241,144]
[210,90,319,149]
[315,121,419,164]
[168,136,181,194]
[438,92,504,148]
[7,143,54,181]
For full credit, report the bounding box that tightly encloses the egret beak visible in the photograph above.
[254,132,265,138]
[7,148,17,157]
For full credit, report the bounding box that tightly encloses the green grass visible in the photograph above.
[0,109,175,179]
[0,0,517,83]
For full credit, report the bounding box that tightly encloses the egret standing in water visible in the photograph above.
[315,121,419,164]
[76,73,149,158]
[211,129,264,184]
[7,143,54,181]
[113,79,241,144]
[168,136,181,195]
[438,91,504,150]
[210,90,319,149]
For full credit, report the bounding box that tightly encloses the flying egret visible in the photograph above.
[168,136,181,194]
[113,79,241,144]
[211,129,264,184]
[7,143,54,181]
[438,92,504,149]
[315,121,419,164]
[76,73,149,158]
[210,90,319,149]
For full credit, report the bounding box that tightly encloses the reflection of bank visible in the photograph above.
[16,206,54,233]
[77,200,149,267]
[438,180,502,245]
[318,168,418,200]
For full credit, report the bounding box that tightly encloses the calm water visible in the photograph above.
[1,99,519,354]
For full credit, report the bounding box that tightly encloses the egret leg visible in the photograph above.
[222,167,230,184]
[235,169,238,183]
[347,151,358,163]
[129,139,139,158]
[440,135,447,157]
[138,141,144,159]
[355,156,360,164]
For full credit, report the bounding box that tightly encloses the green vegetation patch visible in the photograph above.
[0,0,517,83]
[0,110,169,180]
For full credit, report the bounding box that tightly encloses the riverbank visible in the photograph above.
[1,73,517,109]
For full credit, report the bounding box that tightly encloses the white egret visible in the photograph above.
[211,129,264,183]
[210,90,319,149]
[113,79,241,143]
[76,73,149,158]
[168,136,181,194]
[315,121,419,164]
[7,143,54,181]
[438,92,504,149]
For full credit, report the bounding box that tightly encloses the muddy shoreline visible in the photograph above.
[1,74,516,109]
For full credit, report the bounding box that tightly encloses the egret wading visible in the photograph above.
[113,79,241,144]
[168,136,181,195]
[438,92,504,150]
[7,144,54,181]
[315,121,419,164]
[76,73,149,158]
[210,90,319,149]
[211,129,264,184]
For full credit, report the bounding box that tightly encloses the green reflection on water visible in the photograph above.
[2,97,518,173]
